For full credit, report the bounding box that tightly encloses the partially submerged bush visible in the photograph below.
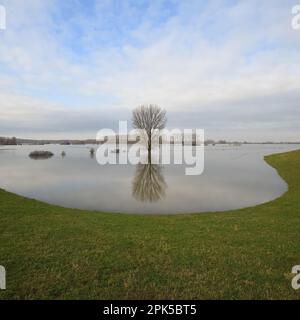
[29,151,54,160]
[89,148,95,158]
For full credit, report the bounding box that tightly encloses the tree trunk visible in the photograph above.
[148,132,152,164]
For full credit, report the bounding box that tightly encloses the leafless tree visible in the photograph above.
[132,104,167,161]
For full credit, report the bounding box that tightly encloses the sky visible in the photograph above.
[0,0,299,141]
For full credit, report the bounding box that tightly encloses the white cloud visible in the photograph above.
[0,0,299,140]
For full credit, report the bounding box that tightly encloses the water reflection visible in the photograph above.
[132,163,167,202]
[1,144,299,214]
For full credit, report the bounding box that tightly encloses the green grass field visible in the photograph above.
[0,150,300,299]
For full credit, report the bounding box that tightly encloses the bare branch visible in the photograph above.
[132,105,167,155]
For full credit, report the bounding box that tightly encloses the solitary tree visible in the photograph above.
[132,104,167,162]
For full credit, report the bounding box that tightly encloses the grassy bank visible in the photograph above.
[0,150,300,299]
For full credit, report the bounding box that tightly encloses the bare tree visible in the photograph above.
[132,104,167,161]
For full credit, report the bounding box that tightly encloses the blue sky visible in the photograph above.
[0,0,300,140]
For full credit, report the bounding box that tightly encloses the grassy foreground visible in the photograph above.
[0,150,300,300]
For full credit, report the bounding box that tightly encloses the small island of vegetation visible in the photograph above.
[29,151,54,160]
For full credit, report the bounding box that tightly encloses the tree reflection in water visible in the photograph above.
[132,163,167,202]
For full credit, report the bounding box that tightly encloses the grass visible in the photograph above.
[0,150,300,300]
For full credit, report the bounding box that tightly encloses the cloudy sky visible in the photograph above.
[0,0,299,141]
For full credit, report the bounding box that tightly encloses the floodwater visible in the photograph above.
[0,144,298,214]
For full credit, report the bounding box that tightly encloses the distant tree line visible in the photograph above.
[0,137,17,145]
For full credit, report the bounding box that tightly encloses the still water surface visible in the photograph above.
[0,144,299,214]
